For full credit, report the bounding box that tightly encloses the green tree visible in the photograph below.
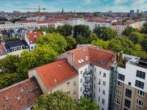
[91,39,109,49]
[93,27,117,41]
[87,33,98,43]
[57,25,66,36]
[74,25,91,38]
[46,27,58,33]
[141,39,147,52]
[0,55,20,74]
[76,34,85,44]
[36,33,67,54]
[65,36,76,50]
[128,32,144,44]
[122,26,138,36]
[76,97,99,110]
[141,22,147,34]
[5,37,20,42]
[0,73,20,89]
[62,24,73,36]
[33,91,77,110]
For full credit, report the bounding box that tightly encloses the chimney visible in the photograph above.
[112,53,116,62]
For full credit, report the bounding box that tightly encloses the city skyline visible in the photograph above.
[0,0,147,12]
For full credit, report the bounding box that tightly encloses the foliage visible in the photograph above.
[65,36,76,50]
[74,25,91,38]
[122,26,138,36]
[93,27,117,41]
[141,39,147,52]
[87,33,98,43]
[0,73,20,89]
[17,46,57,79]
[76,34,85,44]
[91,39,109,49]
[5,37,20,42]
[33,91,76,110]
[128,32,144,44]
[36,33,67,54]
[141,22,147,34]
[0,55,20,74]
[76,97,99,110]
[33,91,99,110]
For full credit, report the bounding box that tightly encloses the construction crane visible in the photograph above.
[24,5,46,21]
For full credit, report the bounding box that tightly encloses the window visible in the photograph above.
[135,80,144,89]
[60,89,63,92]
[80,87,82,92]
[73,90,76,95]
[138,90,144,97]
[81,71,82,74]
[85,68,87,72]
[99,71,101,75]
[94,84,95,89]
[136,99,143,107]
[124,99,131,108]
[114,108,118,110]
[136,70,146,79]
[102,108,104,110]
[102,99,105,105]
[128,82,131,86]
[80,79,82,83]
[117,81,122,87]
[67,81,70,86]
[67,90,70,95]
[98,96,100,102]
[31,47,33,49]
[124,108,128,110]
[94,76,96,80]
[95,68,96,72]
[115,98,120,105]
[126,89,132,98]
[103,90,105,95]
[115,89,121,96]
[103,81,106,86]
[98,79,101,85]
[0,50,2,54]
[103,73,106,77]
[73,81,76,86]
[118,73,125,81]
[99,88,100,92]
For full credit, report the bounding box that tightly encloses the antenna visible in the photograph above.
[24,5,46,21]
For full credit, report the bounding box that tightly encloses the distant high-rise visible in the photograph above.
[137,9,139,13]
[130,10,134,14]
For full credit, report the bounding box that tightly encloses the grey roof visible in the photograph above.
[4,40,28,49]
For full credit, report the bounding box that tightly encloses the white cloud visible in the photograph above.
[114,0,128,5]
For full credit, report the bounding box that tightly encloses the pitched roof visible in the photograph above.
[0,77,42,110]
[32,59,78,90]
[4,40,28,50]
[67,45,115,70]
[0,44,7,56]
[27,31,42,44]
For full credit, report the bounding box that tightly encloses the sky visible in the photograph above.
[0,0,147,12]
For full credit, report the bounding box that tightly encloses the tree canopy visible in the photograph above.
[65,36,76,50]
[93,27,117,41]
[122,26,138,36]
[36,33,67,54]
[33,91,99,110]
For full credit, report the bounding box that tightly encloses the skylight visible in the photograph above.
[81,59,84,63]
[78,60,82,63]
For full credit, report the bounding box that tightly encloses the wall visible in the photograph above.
[8,49,29,57]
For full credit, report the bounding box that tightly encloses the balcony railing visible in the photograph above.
[83,89,91,95]
[83,72,91,77]
[83,81,91,86]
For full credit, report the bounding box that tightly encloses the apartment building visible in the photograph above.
[57,45,118,110]
[114,54,147,110]
[28,59,79,101]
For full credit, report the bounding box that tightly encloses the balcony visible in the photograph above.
[83,72,91,78]
[83,89,91,95]
[83,81,91,86]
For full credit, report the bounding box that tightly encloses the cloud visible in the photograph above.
[114,0,128,5]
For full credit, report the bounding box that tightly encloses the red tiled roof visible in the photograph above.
[0,77,42,110]
[37,21,47,24]
[34,59,78,90]
[0,44,7,56]
[27,31,42,44]
[68,46,115,70]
